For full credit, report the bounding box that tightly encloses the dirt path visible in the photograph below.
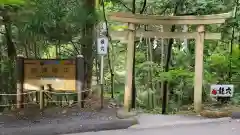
[0,97,123,135]
[0,106,118,128]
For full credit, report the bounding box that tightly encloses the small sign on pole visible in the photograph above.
[210,84,234,97]
[97,37,108,55]
[97,36,108,109]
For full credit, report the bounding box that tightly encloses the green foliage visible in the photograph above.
[0,0,240,113]
[21,0,98,42]
[0,0,99,110]
[0,0,26,5]
[0,58,16,111]
[101,0,240,114]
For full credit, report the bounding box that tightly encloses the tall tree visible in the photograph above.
[82,0,97,91]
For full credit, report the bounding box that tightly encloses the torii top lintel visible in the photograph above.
[108,11,233,25]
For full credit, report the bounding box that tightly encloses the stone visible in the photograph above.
[116,108,138,119]
[231,112,240,119]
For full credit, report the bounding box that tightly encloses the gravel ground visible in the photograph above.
[0,117,137,135]
[0,107,118,128]
[0,97,129,135]
[68,119,240,135]
[0,105,137,135]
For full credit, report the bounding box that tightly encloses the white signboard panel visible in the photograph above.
[97,37,108,55]
[210,84,234,97]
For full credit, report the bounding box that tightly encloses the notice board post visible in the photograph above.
[16,55,24,109]
[39,85,45,110]
[76,55,85,108]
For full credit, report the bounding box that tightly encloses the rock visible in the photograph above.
[62,109,67,114]
[231,112,240,119]
[116,108,138,119]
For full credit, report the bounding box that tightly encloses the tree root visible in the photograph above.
[200,110,231,118]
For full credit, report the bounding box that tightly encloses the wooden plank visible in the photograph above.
[109,12,233,20]
[110,31,221,40]
[110,24,170,31]
[137,31,196,39]
[109,16,227,25]
[194,25,205,113]
[108,12,232,25]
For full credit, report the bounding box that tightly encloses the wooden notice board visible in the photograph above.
[23,59,76,91]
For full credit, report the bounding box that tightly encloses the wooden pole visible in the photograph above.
[124,23,135,111]
[194,25,205,113]
[16,55,24,109]
[39,85,44,110]
[100,55,104,109]
[160,25,165,105]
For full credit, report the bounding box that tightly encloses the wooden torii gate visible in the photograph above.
[108,11,233,113]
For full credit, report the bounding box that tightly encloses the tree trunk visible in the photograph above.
[82,27,94,90]
[2,9,16,59]
[162,0,182,114]
[82,0,95,93]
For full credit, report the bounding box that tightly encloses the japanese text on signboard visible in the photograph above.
[210,84,234,97]
[23,59,76,91]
